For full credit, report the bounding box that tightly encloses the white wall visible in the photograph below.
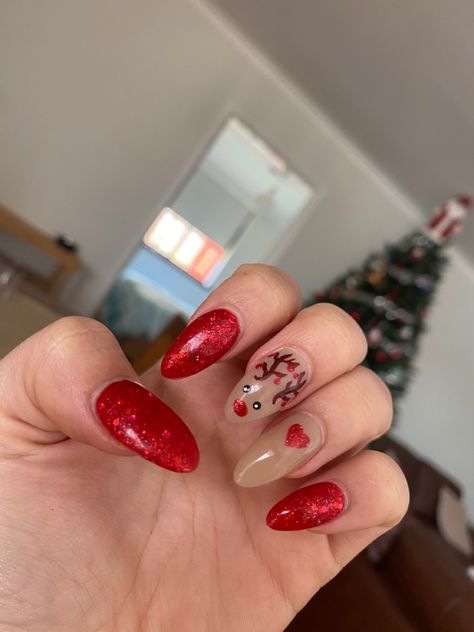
[0,0,417,314]
[0,0,473,519]
[393,256,474,521]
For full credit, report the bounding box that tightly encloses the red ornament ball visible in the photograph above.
[367,328,382,346]
[350,311,361,322]
[390,348,403,360]
[410,247,425,261]
[315,291,326,302]
[374,350,388,363]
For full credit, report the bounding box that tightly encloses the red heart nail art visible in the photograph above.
[285,423,310,449]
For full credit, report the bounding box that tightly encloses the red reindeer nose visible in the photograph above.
[233,399,248,417]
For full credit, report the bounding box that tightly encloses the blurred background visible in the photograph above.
[0,1,473,629]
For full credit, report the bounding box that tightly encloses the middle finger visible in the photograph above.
[225,303,367,422]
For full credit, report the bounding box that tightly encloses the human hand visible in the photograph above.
[0,265,408,631]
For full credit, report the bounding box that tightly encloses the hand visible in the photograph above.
[0,265,408,631]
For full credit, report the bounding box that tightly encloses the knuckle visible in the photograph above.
[41,317,114,357]
[370,451,410,527]
[352,366,393,433]
[301,303,368,362]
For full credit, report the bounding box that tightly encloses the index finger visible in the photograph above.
[159,264,301,379]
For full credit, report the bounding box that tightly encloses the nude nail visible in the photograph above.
[225,348,309,423]
[234,414,322,487]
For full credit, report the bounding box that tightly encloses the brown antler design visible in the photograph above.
[272,372,307,406]
[254,352,299,381]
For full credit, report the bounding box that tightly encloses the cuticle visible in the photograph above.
[328,479,350,513]
[189,304,244,345]
[90,376,142,411]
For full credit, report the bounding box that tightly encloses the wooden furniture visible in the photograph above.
[0,204,81,296]
[130,315,186,374]
[286,436,474,632]
[0,290,60,358]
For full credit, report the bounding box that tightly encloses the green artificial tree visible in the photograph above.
[312,196,471,404]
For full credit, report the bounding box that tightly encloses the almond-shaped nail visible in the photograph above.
[225,349,309,422]
[266,482,345,531]
[161,309,240,379]
[95,379,199,472]
[234,415,322,487]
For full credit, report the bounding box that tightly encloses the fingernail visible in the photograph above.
[266,482,345,531]
[225,349,309,422]
[95,379,199,472]
[161,309,240,379]
[234,415,323,487]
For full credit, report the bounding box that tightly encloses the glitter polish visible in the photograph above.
[161,309,240,379]
[95,379,199,472]
[266,481,345,531]
[226,348,309,423]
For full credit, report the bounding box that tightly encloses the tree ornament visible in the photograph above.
[374,350,387,363]
[345,275,358,289]
[424,195,472,244]
[367,328,382,346]
[399,326,414,340]
[386,288,400,300]
[410,247,425,261]
[368,269,386,286]
[389,348,403,360]
[384,366,405,386]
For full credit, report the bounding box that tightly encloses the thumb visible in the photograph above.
[0,317,199,472]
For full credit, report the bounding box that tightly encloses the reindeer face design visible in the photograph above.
[225,349,309,422]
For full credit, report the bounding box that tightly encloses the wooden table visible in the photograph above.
[0,291,59,358]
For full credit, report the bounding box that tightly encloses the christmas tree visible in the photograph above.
[312,196,471,404]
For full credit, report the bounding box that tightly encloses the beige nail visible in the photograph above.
[225,348,309,423]
[234,414,322,487]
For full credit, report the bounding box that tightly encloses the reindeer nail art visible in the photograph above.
[225,349,309,422]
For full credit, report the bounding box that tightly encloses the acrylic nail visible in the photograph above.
[161,308,240,379]
[95,379,199,472]
[266,481,345,531]
[225,348,309,422]
[234,414,323,487]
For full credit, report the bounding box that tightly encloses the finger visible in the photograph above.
[159,264,301,379]
[0,317,198,472]
[265,450,409,535]
[234,366,392,487]
[225,303,367,422]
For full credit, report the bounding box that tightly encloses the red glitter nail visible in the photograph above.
[95,380,199,472]
[161,309,240,379]
[266,482,345,531]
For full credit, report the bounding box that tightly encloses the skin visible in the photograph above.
[0,265,408,632]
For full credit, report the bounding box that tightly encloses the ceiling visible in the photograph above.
[207,0,474,262]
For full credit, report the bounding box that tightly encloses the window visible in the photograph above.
[143,207,224,284]
[140,117,313,291]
